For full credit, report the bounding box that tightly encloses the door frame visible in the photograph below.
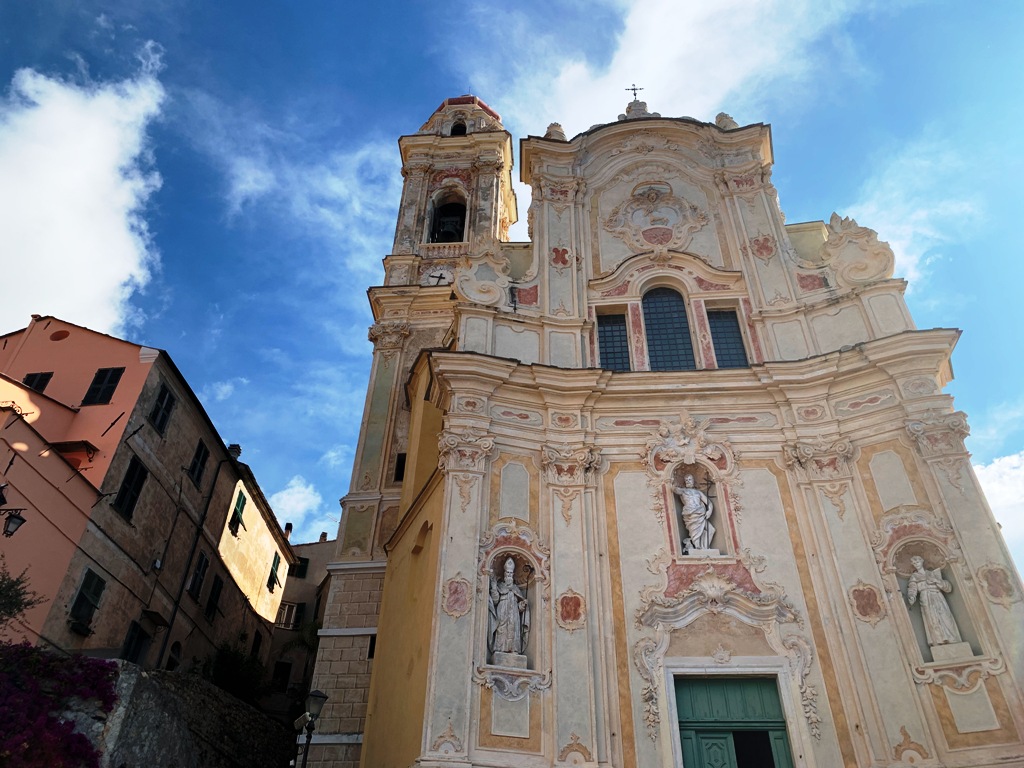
[663,656,817,768]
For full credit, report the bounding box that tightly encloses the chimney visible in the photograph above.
[285,522,293,540]
[227,444,242,458]
[319,531,328,543]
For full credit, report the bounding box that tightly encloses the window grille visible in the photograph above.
[642,288,696,371]
[597,314,631,372]
[707,309,749,368]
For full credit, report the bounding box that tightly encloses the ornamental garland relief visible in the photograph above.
[603,182,708,253]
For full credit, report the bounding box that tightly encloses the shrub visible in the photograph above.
[0,643,117,768]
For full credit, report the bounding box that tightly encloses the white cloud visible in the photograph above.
[269,475,330,542]
[0,45,165,335]
[178,90,401,289]
[199,376,250,403]
[847,134,982,283]
[974,451,1024,571]
[458,0,915,241]
[464,0,900,139]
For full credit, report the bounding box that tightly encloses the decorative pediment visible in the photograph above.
[637,564,799,632]
[632,554,818,742]
[643,413,736,480]
[478,520,550,598]
[869,506,957,574]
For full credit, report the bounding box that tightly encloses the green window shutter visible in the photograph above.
[229,491,247,535]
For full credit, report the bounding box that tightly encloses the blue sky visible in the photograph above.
[1,0,1022,567]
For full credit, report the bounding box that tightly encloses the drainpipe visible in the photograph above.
[155,457,230,668]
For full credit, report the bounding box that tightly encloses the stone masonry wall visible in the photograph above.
[97,661,294,768]
[307,568,383,767]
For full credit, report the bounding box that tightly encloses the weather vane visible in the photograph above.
[626,83,643,100]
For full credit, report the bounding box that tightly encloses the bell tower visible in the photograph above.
[309,96,517,767]
[385,95,518,288]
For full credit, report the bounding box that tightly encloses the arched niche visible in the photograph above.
[428,187,468,243]
[670,462,725,555]
[891,539,980,662]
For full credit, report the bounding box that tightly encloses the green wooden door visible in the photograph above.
[676,677,794,768]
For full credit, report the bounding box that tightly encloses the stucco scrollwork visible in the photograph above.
[430,719,464,754]
[789,212,895,289]
[821,482,849,520]
[782,437,854,481]
[643,413,736,479]
[870,507,956,575]
[542,443,602,486]
[437,428,495,474]
[454,250,511,308]
[911,656,1005,693]
[552,486,578,526]
[557,732,594,764]
[892,726,930,764]
[478,520,550,602]
[632,634,669,741]
[638,565,799,631]
[905,411,970,457]
[471,666,552,702]
[603,182,708,254]
[783,634,822,740]
[634,558,822,739]
[367,320,410,350]
[454,474,475,513]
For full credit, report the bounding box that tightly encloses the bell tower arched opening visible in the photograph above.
[429,196,467,243]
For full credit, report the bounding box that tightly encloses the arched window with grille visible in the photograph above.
[642,287,696,371]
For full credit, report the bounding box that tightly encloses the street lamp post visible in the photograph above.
[299,689,329,768]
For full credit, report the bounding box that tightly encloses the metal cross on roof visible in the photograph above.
[626,83,643,100]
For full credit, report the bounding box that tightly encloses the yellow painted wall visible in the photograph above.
[360,474,445,768]
[217,481,287,622]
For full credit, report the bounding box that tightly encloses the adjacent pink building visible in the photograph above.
[0,315,295,671]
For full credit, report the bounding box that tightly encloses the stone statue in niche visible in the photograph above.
[488,556,530,667]
[673,472,717,555]
[906,555,962,647]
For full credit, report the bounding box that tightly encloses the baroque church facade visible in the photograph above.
[306,95,1024,768]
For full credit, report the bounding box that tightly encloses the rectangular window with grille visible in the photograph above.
[148,383,176,434]
[597,314,631,372]
[187,441,209,487]
[707,309,749,368]
[82,367,125,405]
[22,371,53,393]
[113,456,148,521]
